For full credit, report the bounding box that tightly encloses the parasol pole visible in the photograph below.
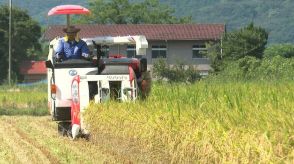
[66,14,70,28]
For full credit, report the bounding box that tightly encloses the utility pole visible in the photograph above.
[8,0,12,85]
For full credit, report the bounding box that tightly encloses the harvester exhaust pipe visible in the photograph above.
[92,40,104,74]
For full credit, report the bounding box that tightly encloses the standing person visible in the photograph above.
[54,26,90,61]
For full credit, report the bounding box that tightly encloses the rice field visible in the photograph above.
[84,81,294,163]
[0,84,48,116]
[0,82,293,163]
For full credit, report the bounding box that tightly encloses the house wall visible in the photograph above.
[164,40,210,65]
[23,74,47,83]
[108,40,213,67]
[109,45,127,55]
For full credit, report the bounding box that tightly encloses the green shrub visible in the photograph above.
[211,55,294,81]
[152,59,201,83]
[264,44,294,58]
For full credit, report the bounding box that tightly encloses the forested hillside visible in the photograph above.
[162,0,294,43]
[0,0,293,43]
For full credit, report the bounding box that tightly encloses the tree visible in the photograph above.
[75,0,192,24]
[0,5,41,84]
[205,42,223,72]
[264,44,294,58]
[222,23,268,60]
[152,59,201,83]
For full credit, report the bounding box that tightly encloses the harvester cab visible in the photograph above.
[46,5,151,139]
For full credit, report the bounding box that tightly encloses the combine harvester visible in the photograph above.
[46,5,151,139]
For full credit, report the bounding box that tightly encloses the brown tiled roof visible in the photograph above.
[20,61,46,75]
[43,24,225,41]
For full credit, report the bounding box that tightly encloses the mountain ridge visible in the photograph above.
[0,0,292,43]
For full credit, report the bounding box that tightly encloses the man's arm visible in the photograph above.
[80,41,90,59]
[54,39,64,60]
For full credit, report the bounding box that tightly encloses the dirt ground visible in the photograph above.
[0,116,138,164]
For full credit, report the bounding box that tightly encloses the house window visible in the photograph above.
[126,45,142,58]
[152,45,167,58]
[101,45,110,57]
[127,45,136,58]
[192,44,207,58]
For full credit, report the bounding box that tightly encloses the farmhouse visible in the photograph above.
[19,61,47,83]
[43,24,225,75]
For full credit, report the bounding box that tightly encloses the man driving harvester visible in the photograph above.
[54,25,90,61]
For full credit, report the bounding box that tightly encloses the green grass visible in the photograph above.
[84,81,294,163]
[0,84,48,116]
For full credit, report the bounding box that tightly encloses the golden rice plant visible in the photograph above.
[84,81,294,163]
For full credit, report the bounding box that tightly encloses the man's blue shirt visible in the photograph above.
[54,37,89,60]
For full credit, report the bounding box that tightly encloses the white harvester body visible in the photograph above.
[46,35,149,139]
